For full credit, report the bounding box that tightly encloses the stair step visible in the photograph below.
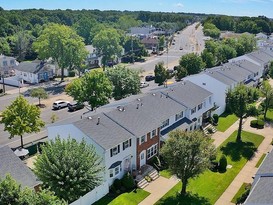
[137,178,149,189]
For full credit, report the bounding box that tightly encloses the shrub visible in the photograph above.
[236,184,251,204]
[250,120,264,129]
[207,128,213,134]
[210,160,219,172]
[218,155,227,172]
[68,70,76,77]
[121,172,135,190]
[213,114,219,124]
[113,178,122,190]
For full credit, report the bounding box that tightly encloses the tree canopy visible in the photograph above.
[65,70,112,110]
[33,23,88,80]
[34,136,104,203]
[93,28,123,69]
[0,174,66,205]
[30,87,48,106]
[179,53,205,75]
[161,130,216,195]
[260,81,273,120]
[154,62,168,85]
[0,96,45,148]
[106,65,141,100]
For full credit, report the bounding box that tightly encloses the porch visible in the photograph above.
[135,164,159,189]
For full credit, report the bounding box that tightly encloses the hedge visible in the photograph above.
[250,120,264,129]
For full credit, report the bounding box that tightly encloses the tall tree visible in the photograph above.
[65,70,112,110]
[261,81,273,120]
[30,87,48,106]
[33,23,87,81]
[93,28,123,70]
[0,174,21,205]
[106,65,141,100]
[201,49,215,68]
[34,137,104,203]
[179,53,205,75]
[154,62,168,85]
[0,96,45,148]
[226,85,250,142]
[161,130,216,195]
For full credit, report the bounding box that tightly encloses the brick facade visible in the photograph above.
[136,127,160,169]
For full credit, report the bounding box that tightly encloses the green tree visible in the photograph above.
[106,65,141,100]
[158,35,165,51]
[261,81,273,120]
[33,23,87,81]
[226,85,250,142]
[179,53,205,75]
[269,62,273,78]
[201,49,215,68]
[65,70,112,110]
[0,96,45,148]
[0,37,10,55]
[174,65,187,81]
[0,174,21,205]
[161,130,216,195]
[154,62,168,85]
[34,137,104,203]
[73,17,97,44]
[30,87,48,106]
[93,28,123,70]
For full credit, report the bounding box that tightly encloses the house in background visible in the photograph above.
[130,26,156,38]
[15,60,55,84]
[85,45,101,68]
[0,55,18,77]
[0,146,41,191]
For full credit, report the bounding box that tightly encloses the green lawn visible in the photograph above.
[231,183,250,203]
[255,153,266,168]
[155,131,264,205]
[160,169,172,179]
[259,108,273,122]
[94,189,150,205]
[216,112,238,132]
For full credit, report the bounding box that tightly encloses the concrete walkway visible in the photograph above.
[215,117,273,205]
[139,176,180,205]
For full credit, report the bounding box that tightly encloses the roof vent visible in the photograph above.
[137,98,141,101]
[202,82,206,85]
[87,116,92,120]
[152,93,156,96]
[137,103,139,109]
[160,94,163,98]
[166,93,169,98]
[97,117,100,125]
[117,106,124,112]
[141,103,143,106]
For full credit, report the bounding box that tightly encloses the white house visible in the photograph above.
[15,60,55,84]
[255,32,267,39]
[85,45,101,68]
[0,55,18,77]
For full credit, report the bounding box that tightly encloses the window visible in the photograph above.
[109,169,114,178]
[175,111,183,121]
[115,166,120,175]
[139,135,146,145]
[151,129,156,138]
[191,107,196,114]
[10,60,14,65]
[198,103,202,110]
[161,119,169,129]
[147,144,158,159]
[123,139,131,150]
[110,145,120,157]
[3,61,7,66]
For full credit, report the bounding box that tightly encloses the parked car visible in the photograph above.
[140,82,149,88]
[53,100,70,110]
[145,75,155,81]
[67,102,84,111]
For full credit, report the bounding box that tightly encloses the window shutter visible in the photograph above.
[118,145,120,153]
[110,149,113,157]
[129,139,132,147]
[123,142,125,150]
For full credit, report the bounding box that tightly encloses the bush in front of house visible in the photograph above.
[213,114,219,125]
[68,70,76,77]
[121,172,135,190]
[218,155,227,172]
[236,184,251,204]
[250,120,264,129]
[210,160,219,172]
[207,127,213,134]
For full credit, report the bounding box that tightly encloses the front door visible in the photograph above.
[139,150,146,168]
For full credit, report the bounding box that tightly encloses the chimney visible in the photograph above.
[141,103,143,106]
[97,117,100,125]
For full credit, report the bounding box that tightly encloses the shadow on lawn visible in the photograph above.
[220,141,256,162]
[158,192,211,205]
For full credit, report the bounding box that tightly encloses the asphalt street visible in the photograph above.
[0,22,205,148]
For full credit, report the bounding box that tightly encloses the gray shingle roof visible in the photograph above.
[0,146,40,188]
[105,102,161,137]
[73,113,133,150]
[245,177,273,205]
[234,59,261,74]
[247,49,273,65]
[16,61,43,73]
[160,81,212,108]
[256,151,273,175]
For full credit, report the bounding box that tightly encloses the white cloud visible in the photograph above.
[174,2,184,8]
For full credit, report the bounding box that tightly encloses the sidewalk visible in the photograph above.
[215,117,273,205]
[139,176,180,205]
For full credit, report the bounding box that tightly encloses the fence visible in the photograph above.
[70,182,109,205]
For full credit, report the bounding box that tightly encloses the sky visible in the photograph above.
[1,0,273,18]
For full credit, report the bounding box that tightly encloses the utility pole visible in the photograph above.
[131,36,134,64]
[166,38,169,69]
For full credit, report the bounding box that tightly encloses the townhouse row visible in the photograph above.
[47,48,273,204]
